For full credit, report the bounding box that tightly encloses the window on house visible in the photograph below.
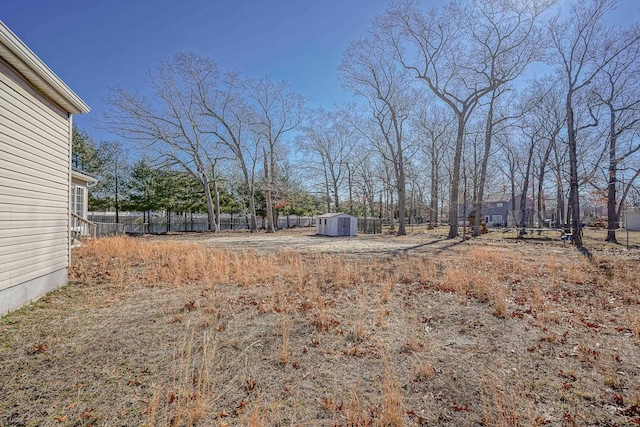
[73,186,84,217]
[497,202,503,207]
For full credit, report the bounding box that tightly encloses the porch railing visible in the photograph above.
[71,212,97,240]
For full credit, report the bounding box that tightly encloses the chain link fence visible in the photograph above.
[88,213,387,235]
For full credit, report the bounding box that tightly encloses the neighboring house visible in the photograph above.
[0,22,90,315]
[316,213,357,236]
[459,192,534,227]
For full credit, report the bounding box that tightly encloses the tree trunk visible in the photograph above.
[519,137,535,236]
[566,94,583,247]
[332,177,340,211]
[397,170,406,236]
[448,114,465,238]
[270,147,278,231]
[348,165,354,216]
[430,151,439,224]
[473,91,496,237]
[214,182,220,231]
[605,105,618,243]
[248,187,257,232]
[538,138,553,228]
[238,161,257,232]
[203,175,217,232]
[115,172,119,224]
[389,187,395,232]
[263,149,275,233]
[321,157,331,213]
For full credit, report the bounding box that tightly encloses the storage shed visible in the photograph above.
[0,21,90,315]
[625,209,640,231]
[315,213,357,236]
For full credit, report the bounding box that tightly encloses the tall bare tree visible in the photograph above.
[103,53,220,232]
[549,0,640,248]
[591,25,640,242]
[246,77,306,232]
[414,104,454,225]
[380,0,550,238]
[468,0,553,236]
[185,61,261,232]
[340,34,417,236]
[297,107,356,213]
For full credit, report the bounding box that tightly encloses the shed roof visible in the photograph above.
[317,213,356,218]
[0,21,90,114]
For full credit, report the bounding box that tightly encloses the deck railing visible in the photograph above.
[71,212,97,240]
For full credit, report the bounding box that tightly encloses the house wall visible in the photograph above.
[459,196,535,227]
[71,177,89,219]
[0,58,71,315]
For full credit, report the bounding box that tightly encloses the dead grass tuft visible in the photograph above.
[278,315,290,365]
[379,362,404,426]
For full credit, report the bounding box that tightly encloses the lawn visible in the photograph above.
[1,229,639,426]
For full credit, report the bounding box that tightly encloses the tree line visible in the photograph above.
[72,128,323,227]
[90,0,639,247]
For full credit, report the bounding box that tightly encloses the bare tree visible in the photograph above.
[549,0,640,248]
[352,152,380,219]
[380,0,551,238]
[414,104,454,225]
[467,0,553,237]
[188,63,261,232]
[246,77,306,232]
[297,108,355,213]
[516,79,566,231]
[103,52,220,232]
[591,25,640,242]
[339,34,417,236]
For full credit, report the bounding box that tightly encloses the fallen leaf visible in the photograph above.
[81,408,95,419]
[613,393,624,406]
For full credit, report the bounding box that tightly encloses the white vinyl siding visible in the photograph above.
[0,63,70,293]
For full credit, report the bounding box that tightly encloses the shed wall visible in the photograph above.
[626,211,640,231]
[315,215,358,236]
[0,59,70,306]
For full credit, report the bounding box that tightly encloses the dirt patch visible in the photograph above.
[1,231,639,426]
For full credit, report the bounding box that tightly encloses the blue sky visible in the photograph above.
[2,0,393,142]
[2,0,638,144]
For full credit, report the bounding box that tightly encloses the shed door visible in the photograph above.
[337,217,350,236]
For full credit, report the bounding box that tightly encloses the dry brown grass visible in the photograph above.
[278,315,291,365]
[379,362,404,427]
[2,234,639,426]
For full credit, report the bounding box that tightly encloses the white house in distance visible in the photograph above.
[0,21,90,315]
[316,213,358,236]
